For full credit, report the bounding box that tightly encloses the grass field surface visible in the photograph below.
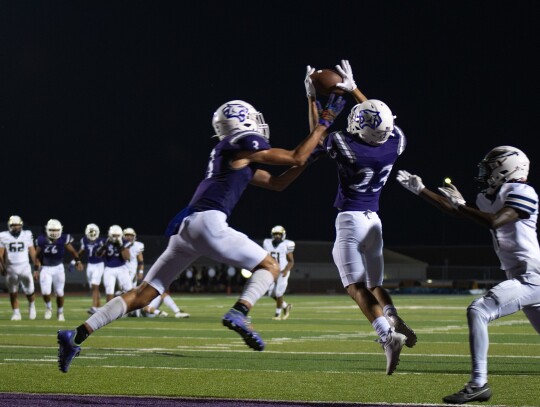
[0,294,539,406]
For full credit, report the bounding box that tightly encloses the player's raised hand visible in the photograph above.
[318,94,346,128]
[396,170,425,195]
[304,65,316,98]
[438,183,466,209]
[335,60,357,93]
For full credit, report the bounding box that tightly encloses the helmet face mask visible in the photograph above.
[212,100,270,141]
[45,219,63,240]
[8,215,23,233]
[347,99,394,146]
[85,223,100,241]
[476,146,530,192]
[108,225,123,242]
[271,225,286,241]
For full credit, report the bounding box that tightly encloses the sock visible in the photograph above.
[281,301,288,309]
[148,295,162,310]
[29,301,35,309]
[13,308,21,315]
[275,308,282,316]
[232,302,249,316]
[85,296,128,332]
[239,269,274,307]
[57,307,64,315]
[163,296,180,313]
[383,305,398,318]
[74,324,90,345]
[46,301,52,309]
[372,316,392,342]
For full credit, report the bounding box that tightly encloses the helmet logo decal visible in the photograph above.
[358,109,383,130]
[223,104,249,123]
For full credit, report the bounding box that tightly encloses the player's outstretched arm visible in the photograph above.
[335,60,368,104]
[250,165,309,191]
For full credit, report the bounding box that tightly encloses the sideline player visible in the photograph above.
[263,225,295,320]
[141,291,190,318]
[123,228,145,287]
[35,219,82,321]
[78,224,106,315]
[0,216,38,320]
[57,92,346,372]
[306,60,416,375]
[397,146,540,404]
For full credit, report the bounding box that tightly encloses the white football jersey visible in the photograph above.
[476,182,540,270]
[128,241,144,263]
[0,230,34,265]
[262,238,295,271]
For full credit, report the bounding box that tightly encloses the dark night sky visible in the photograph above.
[1,1,539,246]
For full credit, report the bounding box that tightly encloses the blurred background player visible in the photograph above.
[96,225,132,303]
[78,223,106,315]
[397,146,540,404]
[34,219,82,321]
[123,228,145,287]
[57,93,346,373]
[306,60,416,375]
[263,225,295,320]
[141,290,190,318]
[0,216,38,320]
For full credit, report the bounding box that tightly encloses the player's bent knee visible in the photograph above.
[257,255,280,279]
[467,298,492,322]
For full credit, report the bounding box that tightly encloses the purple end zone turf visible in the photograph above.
[0,393,415,407]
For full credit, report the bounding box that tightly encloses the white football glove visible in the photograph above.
[335,59,357,93]
[304,65,316,98]
[396,170,425,195]
[438,184,466,209]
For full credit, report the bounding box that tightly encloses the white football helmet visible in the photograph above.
[123,227,136,239]
[45,219,63,240]
[347,99,394,146]
[476,146,530,191]
[108,225,123,242]
[271,225,286,240]
[212,100,270,140]
[85,223,100,241]
[8,215,23,232]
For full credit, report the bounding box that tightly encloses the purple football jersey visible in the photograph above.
[36,234,74,266]
[80,236,106,264]
[314,126,406,211]
[188,131,271,216]
[102,238,132,268]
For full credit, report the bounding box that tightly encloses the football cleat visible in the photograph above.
[443,383,492,404]
[58,313,65,322]
[388,315,417,348]
[222,309,265,351]
[282,304,292,320]
[29,306,36,320]
[11,311,21,321]
[44,308,52,320]
[175,311,190,318]
[382,330,407,375]
[272,314,282,320]
[57,330,81,373]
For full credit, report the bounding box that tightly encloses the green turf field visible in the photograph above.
[0,294,539,406]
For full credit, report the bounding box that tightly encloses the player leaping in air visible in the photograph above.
[57,88,346,372]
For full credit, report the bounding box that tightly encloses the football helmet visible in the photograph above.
[271,225,286,241]
[45,219,63,240]
[123,227,136,240]
[8,215,23,232]
[347,99,394,146]
[85,223,100,241]
[476,146,530,191]
[212,100,270,140]
[108,225,123,242]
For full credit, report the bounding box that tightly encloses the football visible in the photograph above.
[310,69,345,96]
